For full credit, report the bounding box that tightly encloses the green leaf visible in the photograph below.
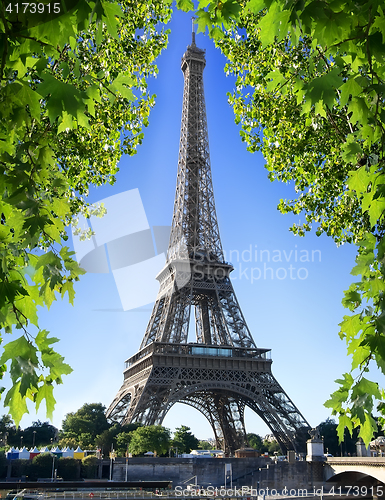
[35,251,60,271]
[343,145,364,165]
[177,0,194,11]
[211,26,225,40]
[86,84,102,103]
[101,0,123,40]
[95,20,103,46]
[303,67,343,110]
[350,251,374,276]
[37,73,86,123]
[40,282,56,309]
[220,0,242,22]
[348,97,369,127]
[325,387,349,412]
[57,112,73,134]
[340,78,362,107]
[339,314,363,340]
[258,2,291,47]
[364,333,385,360]
[358,413,377,445]
[337,414,353,443]
[17,295,39,328]
[35,382,56,420]
[372,8,385,44]
[9,82,41,121]
[61,281,75,305]
[0,281,28,309]
[376,314,385,336]
[245,0,266,14]
[342,287,361,310]
[335,372,354,390]
[4,382,29,427]
[353,377,381,401]
[109,73,135,101]
[347,337,371,370]
[356,232,377,251]
[348,166,370,194]
[265,70,286,92]
[77,111,90,129]
[41,351,73,381]
[368,198,385,227]
[197,10,212,33]
[375,355,385,375]
[0,336,39,366]
[36,330,60,353]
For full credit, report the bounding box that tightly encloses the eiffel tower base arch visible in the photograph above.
[107,343,309,455]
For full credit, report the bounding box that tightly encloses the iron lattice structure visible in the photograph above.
[107,34,310,455]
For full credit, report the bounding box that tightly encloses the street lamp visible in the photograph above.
[125,445,129,482]
[224,464,232,489]
[32,431,36,448]
[109,445,116,481]
[20,436,23,449]
[51,454,56,482]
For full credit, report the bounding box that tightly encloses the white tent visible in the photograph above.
[63,447,74,457]
[18,446,30,459]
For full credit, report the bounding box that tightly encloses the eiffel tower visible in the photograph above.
[107,30,310,455]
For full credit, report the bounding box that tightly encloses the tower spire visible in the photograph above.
[191,17,196,46]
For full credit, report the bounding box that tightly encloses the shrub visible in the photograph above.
[0,451,8,478]
[30,453,54,480]
[57,457,80,480]
[81,455,99,479]
[10,459,30,479]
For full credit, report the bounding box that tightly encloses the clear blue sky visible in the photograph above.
[11,9,363,441]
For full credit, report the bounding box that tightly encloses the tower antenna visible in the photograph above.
[191,16,196,46]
